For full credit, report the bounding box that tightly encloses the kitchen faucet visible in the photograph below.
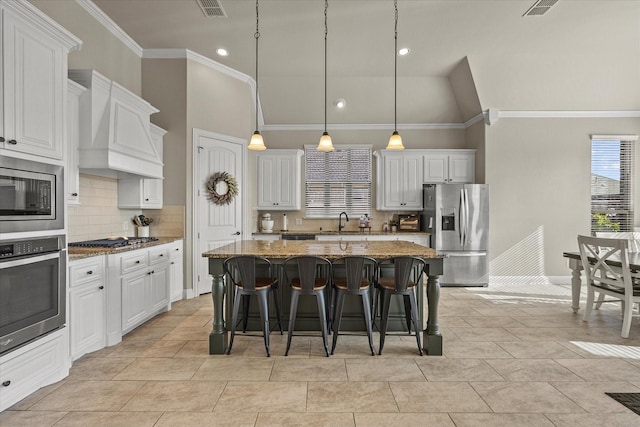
[338,211,349,233]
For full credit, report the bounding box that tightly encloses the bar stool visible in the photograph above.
[282,256,332,357]
[223,256,282,357]
[375,256,425,356]
[330,256,377,356]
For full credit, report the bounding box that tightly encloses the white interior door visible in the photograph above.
[194,129,244,295]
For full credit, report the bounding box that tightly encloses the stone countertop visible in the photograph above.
[202,239,443,260]
[253,231,430,236]
[68,237,183,261]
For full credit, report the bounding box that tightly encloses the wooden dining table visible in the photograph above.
[562,251,640,313]
[202,239,446,356]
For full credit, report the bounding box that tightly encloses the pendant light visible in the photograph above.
[317,0,335,152]
[387,0,405,150]
[248,0,266,150]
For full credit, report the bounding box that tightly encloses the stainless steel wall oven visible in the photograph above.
[0,235,66,355]
[0,156,64,233]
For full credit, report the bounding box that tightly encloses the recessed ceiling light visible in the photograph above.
[216,48,229,57]
[334,98,346,109]
[398,47,410,56]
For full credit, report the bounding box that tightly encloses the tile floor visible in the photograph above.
[2,282,640,426]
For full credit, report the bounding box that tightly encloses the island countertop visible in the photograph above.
[202,239,444,260]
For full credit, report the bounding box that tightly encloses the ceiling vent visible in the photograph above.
[523,0,558,17]
[197,0,227,18]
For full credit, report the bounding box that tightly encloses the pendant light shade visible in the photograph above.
[386,0,404,150]
[387,131,403,150]
[317,0,335,152]
[248,0,266,151]
[249,131,266,150]
[317,132,334,152]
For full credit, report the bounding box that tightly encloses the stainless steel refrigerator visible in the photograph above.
[421,184,489,286]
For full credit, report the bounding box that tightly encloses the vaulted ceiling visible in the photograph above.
[91,0,639,128]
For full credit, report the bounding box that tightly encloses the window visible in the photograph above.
[305,145,372,219]
[590,136,636,233]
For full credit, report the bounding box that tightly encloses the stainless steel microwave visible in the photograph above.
[0,157,64,233]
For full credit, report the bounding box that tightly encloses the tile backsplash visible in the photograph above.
[68,174,184,242]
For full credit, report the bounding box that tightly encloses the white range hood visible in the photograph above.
[69,69,163,179]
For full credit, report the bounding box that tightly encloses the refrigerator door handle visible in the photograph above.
[443,251,487,257]
[458,189,465,246]
[463,188,469,247]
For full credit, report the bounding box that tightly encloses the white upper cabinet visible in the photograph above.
[69,69,163,179]
[118,124,166,209]
[0,0,81,160]
[257,149,303,210]
[423,150,475,184]
[66,80,85,205]
[375,150,424,211]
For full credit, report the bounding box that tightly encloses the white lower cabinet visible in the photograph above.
[169,240,184,302]
[119,245,171,335]
[69,257,106,361]
[68,241,178,353]
[0,329,68,412]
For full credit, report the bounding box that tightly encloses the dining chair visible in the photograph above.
[223,255,282,356]
[282,256,332,357]
[375,257,425,355]
[594,231,640,253]
[330,256,377,356]
[578,235,640,338]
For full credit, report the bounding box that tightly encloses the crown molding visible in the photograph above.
[262,122,467,132]
[76,0,142,57]
[3,0,82,51]
[143,49,263,128]
[487,109,640,124]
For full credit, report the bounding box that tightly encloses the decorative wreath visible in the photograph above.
[205,171,239,205]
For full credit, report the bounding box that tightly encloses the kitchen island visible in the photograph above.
[202,240,445,355]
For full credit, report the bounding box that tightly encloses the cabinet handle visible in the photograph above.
[87,270,93,275]
[71,192,78,196]
[175,248,179,251]
[99,285,104,290]
[2,380,10,387]
[7,139,17,145]
[135,260,140,264]
[159,254,164,257]
[145,198,149,201]
[0,137,4,142]
[171,262,175,265]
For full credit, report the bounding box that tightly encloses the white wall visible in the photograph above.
[486,117,640,278]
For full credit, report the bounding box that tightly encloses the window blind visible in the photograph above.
[305,146,372,218]
[591,138,635,232]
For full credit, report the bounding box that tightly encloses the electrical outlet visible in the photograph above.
[295,218,302,226]
[123,220,129,231]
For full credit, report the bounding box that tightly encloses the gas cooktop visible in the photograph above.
[69,237,159,249]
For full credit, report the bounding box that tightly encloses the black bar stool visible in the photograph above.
[330,256,377,356]
[375,256,425,356]
[282,256,332,357]
[223,256,282,357]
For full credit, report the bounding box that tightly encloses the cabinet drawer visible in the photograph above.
[0,331,66,410]
[70,257,105,287]
[149,247,169,265]
[169,242,183,259]
[121,252,148,274]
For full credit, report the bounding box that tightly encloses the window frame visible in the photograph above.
[590,135,637,233]
[304,144,372,219]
